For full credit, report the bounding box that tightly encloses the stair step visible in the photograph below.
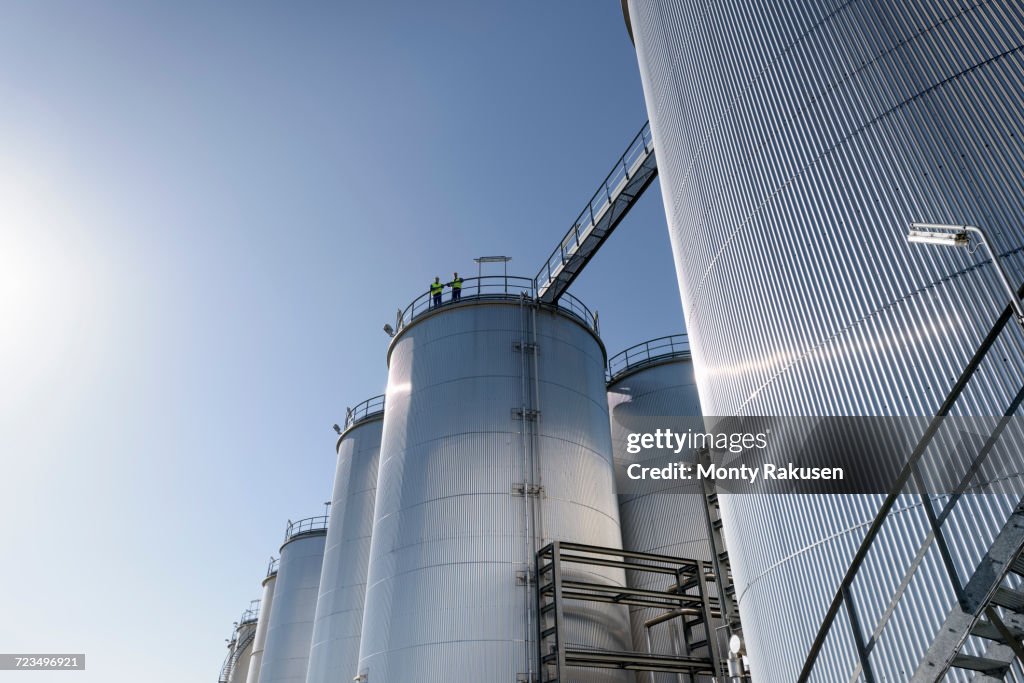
[992,587,1024,613]
[706,493,718,506]
[973,615,1024,642]
[951,654,1012,675]
[1011,553,1024,577]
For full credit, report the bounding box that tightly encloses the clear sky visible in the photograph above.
[0,2,683,681]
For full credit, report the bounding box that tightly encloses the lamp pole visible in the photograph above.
[909,222,1024,330]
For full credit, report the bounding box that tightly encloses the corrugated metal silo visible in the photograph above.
[245,560,278,683]
[257,518,327,683]
[357,279,631,682]
[624,1,1024,679]
[305,396,384,683]
[606,335,712,674]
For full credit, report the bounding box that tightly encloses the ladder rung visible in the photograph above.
[993,587,1024,613]
[973,617,1024,642]
[951,654,1012,675]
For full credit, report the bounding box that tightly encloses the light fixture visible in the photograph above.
[729,634,744,655]
[332,424,342,435]
[383,323,395,337]
[908,221,1024,329]
[907,224,969,247]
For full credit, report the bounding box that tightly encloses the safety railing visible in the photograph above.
[607,334,690,382]
[394,275,599,335]
[797,283,1024,681]
[344,395,385,431]
[266,557,279,577]
[534,121,655,299]
[284,515,329,542]
[239,600,260,625]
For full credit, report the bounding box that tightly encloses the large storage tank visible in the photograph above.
[227,605,259,683]
[606,335,712,673]
[258,518,327,683]
[357,278,631,682]
[245,561,278,683]
[623,1,1024,680]
[306,396,384,683]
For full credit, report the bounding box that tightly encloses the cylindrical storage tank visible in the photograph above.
[258,519,327,683]
[606,335,713,674]
[623,1,1024,680]
[245,561,278,683]
[306,396,384,683]
[357,279,631,682]
[228,609,259,683]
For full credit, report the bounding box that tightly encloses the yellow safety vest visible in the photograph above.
[430,282,443,295]
[452,278,463,290]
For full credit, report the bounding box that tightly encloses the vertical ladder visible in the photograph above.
[699,447,744,681]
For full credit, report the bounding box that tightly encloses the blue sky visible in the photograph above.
[0,2,682,681]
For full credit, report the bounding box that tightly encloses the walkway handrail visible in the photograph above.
[239,600,260,625]
[534,121,654,298]
[797,283,1024,681]
[394,275,599,335]
[266,557,279,577]
[607,334,690,382]
[284,515,329,542]
[344,395,385,431]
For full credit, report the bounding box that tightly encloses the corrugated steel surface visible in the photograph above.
[358,299,631,682]
[625,1,1024,680]
[305,412,383,683]
[607,351,711,679]
[258,532,326,683]
[245,573,277,683]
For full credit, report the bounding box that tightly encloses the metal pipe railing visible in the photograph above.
[607,334,690,382]
[283,515,329,542]
[393,275,599,335]
[344,395,385,431]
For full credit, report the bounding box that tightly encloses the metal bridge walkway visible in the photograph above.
[534,122,658,305]
[797,285,1024,682]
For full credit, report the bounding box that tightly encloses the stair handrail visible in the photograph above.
[797,284,1024,681]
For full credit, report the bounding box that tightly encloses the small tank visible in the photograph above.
[245,560,278,683]
[257,518,327,683]
[305,396,385,683]
[606,334,714,676]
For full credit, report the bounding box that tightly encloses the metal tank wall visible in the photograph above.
[606,336,712,678]
[305,398,384,683]
[357,293,632,682]
[246,563,277,683]
[625,1,1024,680]
[258,521,327,683]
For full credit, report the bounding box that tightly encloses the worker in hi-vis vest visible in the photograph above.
[430,277,444,308]
[449,272,463,302]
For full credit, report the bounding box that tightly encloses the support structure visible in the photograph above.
[536,541,727,682]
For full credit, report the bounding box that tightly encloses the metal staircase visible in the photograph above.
[912,503,1024,681]
[534,122,658,304]
[698,449,744,661]
[797,287,1024,682]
